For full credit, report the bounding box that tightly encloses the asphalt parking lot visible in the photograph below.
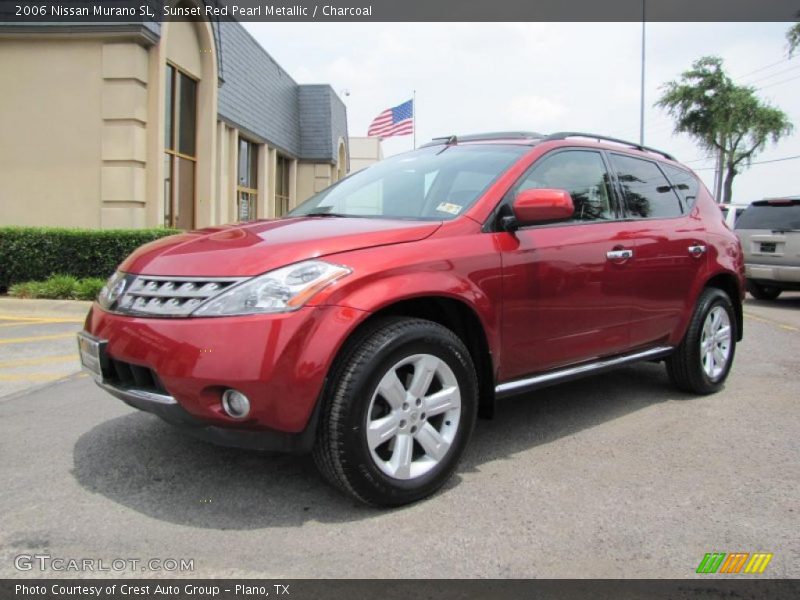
[0,295,798,578]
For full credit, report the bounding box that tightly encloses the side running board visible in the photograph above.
[494,346,674,398]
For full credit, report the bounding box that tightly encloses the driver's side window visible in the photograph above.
[516,150,615,222]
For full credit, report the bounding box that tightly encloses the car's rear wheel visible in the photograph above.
[313,317,478,507]
[666,287,737,394]
[747,280,782,300]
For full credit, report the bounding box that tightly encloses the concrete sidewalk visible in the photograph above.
[0,296,92,319]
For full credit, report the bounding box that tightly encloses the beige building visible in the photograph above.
[0,17,349,230]
[348,136,384,174]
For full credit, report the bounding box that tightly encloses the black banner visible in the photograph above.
[3,579,800,600]
[1,0,799,23]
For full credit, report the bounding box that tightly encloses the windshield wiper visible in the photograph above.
[304,211,352,218]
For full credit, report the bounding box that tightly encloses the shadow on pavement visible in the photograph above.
[72,361,682,529]
[744,291,800,312]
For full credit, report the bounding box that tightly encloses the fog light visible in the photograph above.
[221,389,250,419]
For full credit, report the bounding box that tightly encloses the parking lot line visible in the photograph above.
[0,354,77,368]
[0,315,84,324]
[0,320,82,328]
[744,312,799,333]
[0,373,64,382]
[0,333,76,345]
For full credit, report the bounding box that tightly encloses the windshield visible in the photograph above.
[288,144,528,220]
[735,201,800,231]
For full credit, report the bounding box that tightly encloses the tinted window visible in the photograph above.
[290,145,527,221]
[735,201,800,230]
[662,164,699,211]
[515,150,615,222]
[609,154,682,219]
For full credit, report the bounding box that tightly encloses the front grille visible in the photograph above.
[112,275,245,317]
[104,357,167,395]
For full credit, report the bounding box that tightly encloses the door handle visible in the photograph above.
[606,249,634,260]
[688,245,707,257]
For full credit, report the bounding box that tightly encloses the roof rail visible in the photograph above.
[423,131,544,147]
[544,132,676,161]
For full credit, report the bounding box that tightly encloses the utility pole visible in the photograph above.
[639,0,646,145]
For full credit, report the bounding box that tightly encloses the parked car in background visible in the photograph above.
[78,131,745,506]
[735,197,800,300]
[720,202,750,229]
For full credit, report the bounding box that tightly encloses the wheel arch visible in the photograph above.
[339,296,497,420]
[703,272,744,341]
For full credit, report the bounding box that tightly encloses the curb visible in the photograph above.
[0,297,92,319]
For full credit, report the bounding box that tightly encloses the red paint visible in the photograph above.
[513,188,575,223]
[85,138,744,434]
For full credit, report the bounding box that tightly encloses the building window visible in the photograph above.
[237,138,258,221]
[275,154,291,216]
[164,64,197,229]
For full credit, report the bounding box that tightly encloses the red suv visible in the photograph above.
[78,132,744,506]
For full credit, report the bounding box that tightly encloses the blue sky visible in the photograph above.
[245,22,799,202]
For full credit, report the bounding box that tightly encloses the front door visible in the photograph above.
[497,149,637,381]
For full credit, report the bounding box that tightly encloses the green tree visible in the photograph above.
[656,56,793,203]
[789,23,800,55]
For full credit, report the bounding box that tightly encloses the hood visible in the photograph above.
[120,217,442,277]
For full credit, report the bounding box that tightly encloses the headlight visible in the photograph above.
[97,270,126,309]
[192,260,351,317]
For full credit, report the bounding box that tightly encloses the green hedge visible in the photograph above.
[0,227,179,291]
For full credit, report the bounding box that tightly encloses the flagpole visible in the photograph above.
[412,90,417,149]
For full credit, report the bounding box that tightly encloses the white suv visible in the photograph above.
[735,198,800,300]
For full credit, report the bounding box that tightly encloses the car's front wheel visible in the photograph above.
[747,280,782,300]
[666,287,737,394]
[313,317,478,507]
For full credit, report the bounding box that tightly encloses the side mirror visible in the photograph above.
[512,188,575,225]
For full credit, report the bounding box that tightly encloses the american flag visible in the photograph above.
[367,99,414,138]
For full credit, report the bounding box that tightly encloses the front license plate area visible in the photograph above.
[77,332,108,381]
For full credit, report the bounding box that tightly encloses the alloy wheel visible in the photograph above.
[366,353,461,480]
[700,306,732,379]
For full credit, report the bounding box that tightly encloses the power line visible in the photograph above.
[683,156,716,164]
[743,64,800,86]
[693,154,800,171]
[758,73,800,91]
[734,55,796,81]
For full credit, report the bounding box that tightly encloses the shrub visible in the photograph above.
[8,275,109,301]
[0,227,179,291]
[8,281,45,299]
[74,277,106,301]
[37,274,79,299]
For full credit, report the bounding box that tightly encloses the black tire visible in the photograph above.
[747,280,782,301]
[313,317,478,507]
[666,287,737,395]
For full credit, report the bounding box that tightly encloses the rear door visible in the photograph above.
[607,154,708,349]
[497,149,636,379]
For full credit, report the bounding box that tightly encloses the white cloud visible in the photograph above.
[507,95,568,127]
[244,22,800,202]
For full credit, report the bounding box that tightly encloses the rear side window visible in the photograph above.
[661,164,699,210]
[736,201,800,230]
[514,150,615,222]
[609,154,683,219]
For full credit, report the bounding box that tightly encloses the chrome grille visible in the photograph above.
[112,275,245,317]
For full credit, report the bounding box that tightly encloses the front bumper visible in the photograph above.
[96,380,320,452]
[82,303,366,450]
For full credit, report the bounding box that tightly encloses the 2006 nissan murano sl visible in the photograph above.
[79,132,744,506]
